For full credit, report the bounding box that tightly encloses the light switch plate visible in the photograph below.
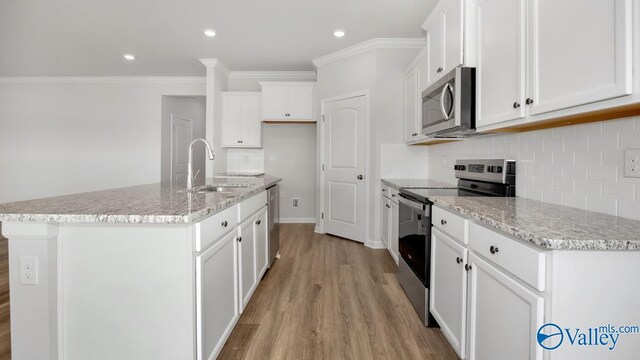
[624,149,640,178]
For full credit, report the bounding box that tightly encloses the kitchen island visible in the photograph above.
[0,176,280,360]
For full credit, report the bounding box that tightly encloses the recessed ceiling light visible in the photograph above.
[123,54,135,60]
[204,29,217,37]
[334,29,346,38]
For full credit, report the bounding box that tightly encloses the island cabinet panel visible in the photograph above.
[239,216,257,311]
[196,229,240,360]
[254,206,269,280]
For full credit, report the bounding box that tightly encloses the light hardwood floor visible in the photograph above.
[219,224,458,360]
[0,224,457,360]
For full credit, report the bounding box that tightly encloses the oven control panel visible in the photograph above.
[454,159,515,184]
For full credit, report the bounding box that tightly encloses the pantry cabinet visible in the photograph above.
[466,253,544,360]
[221,92,262,148]
[260,82,315,121]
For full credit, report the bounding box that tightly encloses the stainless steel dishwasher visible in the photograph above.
[267,184,280,266]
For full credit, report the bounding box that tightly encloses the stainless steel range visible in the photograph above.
[396,159,516,326]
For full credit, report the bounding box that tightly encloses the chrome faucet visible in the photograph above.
[187,138,215,190]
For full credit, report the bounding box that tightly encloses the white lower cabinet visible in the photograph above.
[466,253,544,360]
[430,228,468,359]
[194,192,270,360]
[381,195,391,247]
[254,206,269,280]
[390,200,399,263]
[195,229,239,360]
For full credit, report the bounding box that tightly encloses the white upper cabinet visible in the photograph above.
[473,0,527,127]
[528,0,633,115]
[404,66,421,142]
[260,82,315,121]
[221,92,262,148]
[423,0,465,87]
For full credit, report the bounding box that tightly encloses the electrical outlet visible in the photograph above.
[624,149,640,178]
[292,198,300,207]
[20,256,38,285]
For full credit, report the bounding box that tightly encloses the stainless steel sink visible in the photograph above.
[181,183,250,194]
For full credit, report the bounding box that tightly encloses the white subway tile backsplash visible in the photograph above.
[602,182,635,201]
[575,180,602,197]
[575,150,602,166]
[586,165,618,182]
[586,196,617,216]
[427,116,639,220]
[617,201,640,221]
[562,193,587,210]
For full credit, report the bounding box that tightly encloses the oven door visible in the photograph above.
[398,194,431,286]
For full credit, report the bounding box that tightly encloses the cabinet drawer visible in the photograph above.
[239,191,268,221]
[381,185,391,198]
[469,222,546,292]
[389,188,400,204]
[433,206,468,243]
[194,205,239,252]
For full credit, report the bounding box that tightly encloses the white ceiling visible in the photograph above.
[0,0,435,76]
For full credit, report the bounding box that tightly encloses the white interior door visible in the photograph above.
[322,95,366,242]
[170,115,193,186]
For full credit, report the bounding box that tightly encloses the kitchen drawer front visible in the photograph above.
[433,206,468,244]
[194,204,239,252]
[381,185,392,198]
[469,222,546,292]
[389,188,400,204]
[238,191,268,221]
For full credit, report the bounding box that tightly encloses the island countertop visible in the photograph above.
[0,176,281,224]
[429,196,640,251]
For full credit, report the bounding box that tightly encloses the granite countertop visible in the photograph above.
[430,196,640,251]
[0,177,281,224]
[381,178,457,190]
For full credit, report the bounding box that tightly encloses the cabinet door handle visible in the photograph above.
[526,97,533,105]
[456,257,463,264]
[465,264,472,271]
[490,245,499,254]
[237,236,242,242]
[441,219,447,225]
[255,220,261,225]
[221,220,228,227]
[513,102,521,109]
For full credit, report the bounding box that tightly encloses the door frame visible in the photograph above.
[318,90,371,246]
[169,113,194,186]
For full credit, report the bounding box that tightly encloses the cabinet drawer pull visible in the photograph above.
[237,236,242,242]
[456,257,463,264]
[441,219,447,225]
[513,102,521,109]
[490,245,499,254]
[526,97,533,105]
[221,220,228,227]
[255,220,261,225]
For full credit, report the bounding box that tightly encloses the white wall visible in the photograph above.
[427,116,640,220]
[226,73,317,222]
[316,47,421,246]
[0,78,205,203]
[160,96,206,185]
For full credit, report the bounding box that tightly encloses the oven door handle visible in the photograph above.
[440,83,453,120]
[398,193,426,213]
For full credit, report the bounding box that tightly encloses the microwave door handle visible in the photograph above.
[439,83,452,120]
[446,83,455,118]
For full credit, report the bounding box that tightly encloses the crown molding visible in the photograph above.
[228,71,316,80]
[312,38,426,67]
[199,58,230,76]
[0,76,205,84]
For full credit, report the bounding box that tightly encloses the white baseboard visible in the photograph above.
[365,239,387,249]
[279,218,316,224]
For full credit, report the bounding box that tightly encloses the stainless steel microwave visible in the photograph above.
[421,66,476,137]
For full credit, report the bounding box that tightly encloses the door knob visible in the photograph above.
[357,175,364,180]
